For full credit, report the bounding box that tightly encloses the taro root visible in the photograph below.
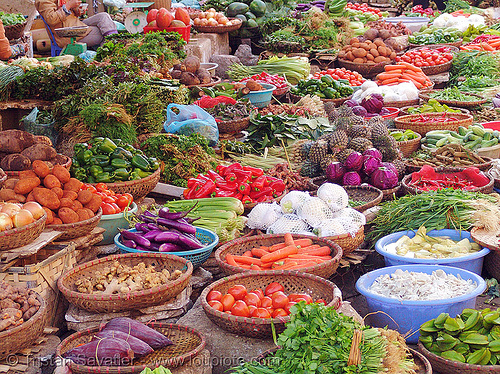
[180,71,200,86]
[196,68,212,84]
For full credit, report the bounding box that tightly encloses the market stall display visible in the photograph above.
[0,202,47,250]
[290,76,353,103]
[419,89,489,109]
[395,112,474,135]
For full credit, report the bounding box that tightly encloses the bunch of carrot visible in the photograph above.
[460,38,500,52]
[224,233,332,271]
[376,62,433,89]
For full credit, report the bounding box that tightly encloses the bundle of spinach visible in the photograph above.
[450,51,500,84]
[0,12,25,26]
[457,76,499,92]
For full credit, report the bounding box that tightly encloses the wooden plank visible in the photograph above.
[151,182,184,198]
[0,100,53,110]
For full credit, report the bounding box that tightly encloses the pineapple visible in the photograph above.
[300,160,321,178]
[300,141,314,160]
[328,130,348,153]
[320,154,337,173]
[289,140,312,164]
[392,159,406,178]
[308,139,329,164]
[348,124,371,139]
[349,137,373,153]
[369,119,389,139]
[336,148,355,163]
[323,101,336,116]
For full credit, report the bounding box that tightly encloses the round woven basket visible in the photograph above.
[289,92,351,107]
[186,76,222,88]
[402,169,494,195]
[324,226,365,256]
[0,168,6,187]
[406,45,459,76]
[419,90,489,109]
[5,155,72,178]
[58,252,193,313]
[0,212,47,251]
[399,105,470,116]
[46,207,102,240]
[404,156,493,173]
[418,341,500,374]
[0,292,46,360]
[394,112,474,135]
[489,169,500,189]
[192,18,242,34]
[381,184,401,201]
[394,133,422,158]
[200,271,342,338]
[215,234,343,278]
[471,227,500,252]
[217,116,250,134]
[90,167,160,201]
[56,323,206,373]
[4,22,27,40]
[338,58,393,79]
[384,98,420,108]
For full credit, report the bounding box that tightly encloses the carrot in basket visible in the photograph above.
[289,254,332,261]
[226,254,239,266]
[284,233,295,247]
[299,246,332,257]
[233,255,262,266]
[272,262,300,270]
[481,42,495,51]
[261,245,298,263]
[251,247,270,258]
[385,65,405,72]
[379,77,400,85]
[294,238,313,248]
[269,242,286,252]
[287,261,318,270]
[297,244,321,253]
[398,62,421,72]
[377,72,400,81]
[243,250,253,257]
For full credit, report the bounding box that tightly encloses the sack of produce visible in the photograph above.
[21,108,57,146]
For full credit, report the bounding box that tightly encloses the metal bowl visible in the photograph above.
[54,26,89,38]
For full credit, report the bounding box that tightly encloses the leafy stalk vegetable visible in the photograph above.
[0,12,25,26]
[428,87,480,102]
[450,51,500,84]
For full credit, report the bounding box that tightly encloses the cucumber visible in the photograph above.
[493,130,500,138]
[427,130,451,136]
[458,126,467,136]
[447,135,461,144]
[471,125,486,137]
[483,132,492,141]
[465,139,481,149]
[425,138,439,145]
[449,132,462,140]
[469,134,482,141]
[435,137,449,147]
[481,138,499,148]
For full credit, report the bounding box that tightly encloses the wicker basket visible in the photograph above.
[419,90,489,109]
[58,252,193,313]
[0,212,47,251]
[0,168,6,188]
[485,249,500,282]
[489,170,500,189]
[0,292,46,360]
[394,112,474,135]
[384,98,420,108]
[406,45,459,76]
[4,22,27,40]
[186,76,222,88]
[56,323,206,373]
[402,169,494,195]
[192,18,242,33]
[46,207,102,240]
[471,227,500,252]
[91,167,160,201]
[394,132,422,158]
[381,184,401,201]
[200,271,342,338]
[325,226,365,256]
[217,116,250,134]
[5,155,72,178]
[399,105,470,116]
[338,58,393,79]
[405,156,493,173]
[418,341,500,374]
[215,234,343,278]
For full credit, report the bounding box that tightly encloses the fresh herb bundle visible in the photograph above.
[450,51,500,84]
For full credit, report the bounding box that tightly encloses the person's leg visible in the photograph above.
[78,25,103,47]
[79,13,117,46]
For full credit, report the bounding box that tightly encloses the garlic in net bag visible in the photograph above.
[246,202,282,230]
[313,218,349,237]
[267,214,311,234]
[333,207,366,235]
[280,191,311,214]
[317,183,349,212]
[296,197,335,228]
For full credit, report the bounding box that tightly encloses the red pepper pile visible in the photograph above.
[410,5,437,16]
[346,2,381,16]
[239,72,288,91]
[409,165,490,191]
[183,163,286,204]
[194,95,237,109]
[417,113,459,123]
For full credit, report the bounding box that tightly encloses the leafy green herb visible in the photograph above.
[457,76,499,92]
[450,51,500,84]
[428,87,480,102]
[0,12,25,26]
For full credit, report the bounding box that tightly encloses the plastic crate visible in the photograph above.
[143,24,191,43]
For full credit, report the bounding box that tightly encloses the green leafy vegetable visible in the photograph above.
[0,12,25,26]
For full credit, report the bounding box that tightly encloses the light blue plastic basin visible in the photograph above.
[243,83,276,108]
[97,202,138,245]
[356,264,486,343]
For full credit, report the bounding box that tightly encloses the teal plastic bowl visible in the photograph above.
[243,83,276,108]
[97,202,137,245]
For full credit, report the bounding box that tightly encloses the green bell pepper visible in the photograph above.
[71,167,87,182]
[323,87,337,99]
[111,147,133,161]
[130,171,142,180]
[122,144,136,154]
[148,157,160,171]
[103,166,115,173]
[114,168,130,181]
[87,175,96,183]
[89,165,104,178]
[90,155,110,168]
[111,158,130,169]
[76,149,93,165]
[320,75,335,85]
[95,172,114,183]
[99,138,118,154]
[131,154,150,171]
[73,142,89,154]
[134,168,151,179]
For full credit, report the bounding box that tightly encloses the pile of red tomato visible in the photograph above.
[396,47,454,67]
[345,2,382,17]
[206,282,325,318]
[312,68,365,86]
[82,183,134,215]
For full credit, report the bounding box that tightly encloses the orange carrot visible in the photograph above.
[398,62,421,72]
[379,77,399,85]
[297,244,321,253]
[294,238,313,248]
[260,261,273,268]
[226,254,239,266]
[287,261,318,270]
[243,250,253,257]
[385,65,405,71]
[233,255,262,266]
[251,247,270,258]
[377,72,400,80]
[284,233,295,247]
[289,254,332,260]
[269,242,286,252]
[237,264,252,269]
[481,42,495,51]
[401,72,426,84]
[298,246,332,256]
[248,264,262,271]
[284,258,325,264]
[261,245,298,263]
[272,262,299,270]
[489,39,500,47]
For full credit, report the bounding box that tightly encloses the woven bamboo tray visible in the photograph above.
[471,227,500,252]
[215,234,343,278]
[0,212,47,250]
[192,18,242,33]
[217,116,250,134]
[384,98,420,108]
[404,156,493,173]
[392,132,422,158]
[91,167,160,201]
[399,105,470,116]
[489,170,500,189]
[4,22,27,40]
[58,252,193,313]
[418,341,500,374]
[419,90,489,109]
[338,58,393,79]
[0,292,46,360]
[56,323,206,373]
[5,155,72,178]
[200,271,342,338]
[394,112,474,135]
[46,207,102,240]
[186,76,222,88]
[402,170,494,195]
[324,225,364,256]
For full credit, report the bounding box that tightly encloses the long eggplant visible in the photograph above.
[159,243,184,252]
[139,215,196,235]
[135,223,150,232]
[119,229,151,248]
[158,203,197,220]
[121,238,137,249]
[63,337,134,366]
[92,330,153,357]
[143,230,161,241]
[103,318,173,349]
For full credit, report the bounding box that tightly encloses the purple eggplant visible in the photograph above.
[183,216,200,224]
[143,230,161,241]
[158,204,198,220]
[139,215,196,235]
[121,238,137,248]
[176,233,204,249]
[147,223,160,231]
[119,229,151,248]
[159,243,184,252]
[135,223,150,232]
[149,242,161,251]
[155,231,180,243]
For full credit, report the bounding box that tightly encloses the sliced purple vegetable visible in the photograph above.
[159,243,184,252]
[119,229,151,248]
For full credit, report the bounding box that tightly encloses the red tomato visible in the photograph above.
[248,305,257,316]
[116,195,132,209]
[252,307,272,318]
[284,301,296,314]
[207,290,222,302]
[231,300,250,317]
[101,203,116,215]
[251,288,265,299]
[244,293,261,307]
[272,291,289,309]
[95,183,108,192]
[220,294,235,311]
[110,202,120,212]
[265,282,284,296]
[208,300,223,311]
[261,296,273,309]
[272,308,288,318]
[316,299,327,305]
[228,285,247,300]
[103,195,117,204]
[289,293,313,304]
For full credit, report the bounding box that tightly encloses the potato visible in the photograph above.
[33,187,60,210]
[49,154,68,167]
[0,130,35,153]
[19,170,37,179]
[0,189,17,202]
[1,154,31,171]
[352,42,360,48]
[352,48,367,58]
[58,207,79,224]
[26,191,35,202]
[51,187,64,199]
[353,58,365,64]
[52,218,62,225]
[363,28,379,41]
[390,52,397,60]
[21,144,57,162]
[43,207,54,225]
[63,178,82,192]
[62,190,78,200]
[59,198,73,208]
[370,48,379,57]
[359,43,370,51]
[345,51,355,61]
[77,208,93,221]
[85,194,102,213]
[350,37,359,44]
[366,53,374,61]
[77,190,93,205]
[33,135,52,147]
[71,200,83,211]
[53,165,71,184]
[43,174,61,189]
[338,51,346,59]
[3,179,17,190]
[374,56,388,63]
[14,177,40,195]
[374,38,384,47]
[378,46,388,57]
[32,160,50,178]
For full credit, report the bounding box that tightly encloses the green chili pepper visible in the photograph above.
[114,168,130,181]
[111,158,130,169]
[134,168,151,179]
[129,171,142,180]
[99,138,118,154]
[131,154,150,171]
[148,157,160,171]
[95,172,114,183]
[111,147,133,161]
[103,166,114,173]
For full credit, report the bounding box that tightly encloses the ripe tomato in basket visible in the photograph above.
[228,285,247,300]
[265,282,284,296]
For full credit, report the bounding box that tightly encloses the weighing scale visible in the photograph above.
[123,2,154,34]
[54,26,90,56]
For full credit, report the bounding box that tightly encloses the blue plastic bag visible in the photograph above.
[164,104,219,146]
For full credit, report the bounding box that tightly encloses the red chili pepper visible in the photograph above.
[270,180,286,193]
[241,195,253,204]
[251,175,268,191]
[216,164,227,175]
[223,163,243,176]
[234,192,243,201]
[243,165,264,178]
[194,180,216,198]
[215,190,236,197]
[225,172,237,183]
[234,169,252,179]
[215,179,238,191]
[207,170,224,181]
[250,186,273,200]
[238,181,251,195]
[196,174,211,182]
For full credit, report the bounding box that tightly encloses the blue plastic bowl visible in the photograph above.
[114,227,218,268]
[375,229,489,275]
[97,203,138,245]
[356,264,486,343]
[243,83,276,108]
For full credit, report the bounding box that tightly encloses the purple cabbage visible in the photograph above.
[382,162,398,177]
[363,148,382,161]
[345,99,358,108]
[361,94,384,114]
[344,151,363,171]
[363,156,382,176]
[343,171,362,186]
[352,105,368,117]
[370,166,398,190]
[326,162,346,182]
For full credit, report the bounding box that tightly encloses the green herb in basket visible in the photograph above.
[406,99,461,114]
[428,87,480,102]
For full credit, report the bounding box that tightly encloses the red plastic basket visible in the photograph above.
[143,24,191,43]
